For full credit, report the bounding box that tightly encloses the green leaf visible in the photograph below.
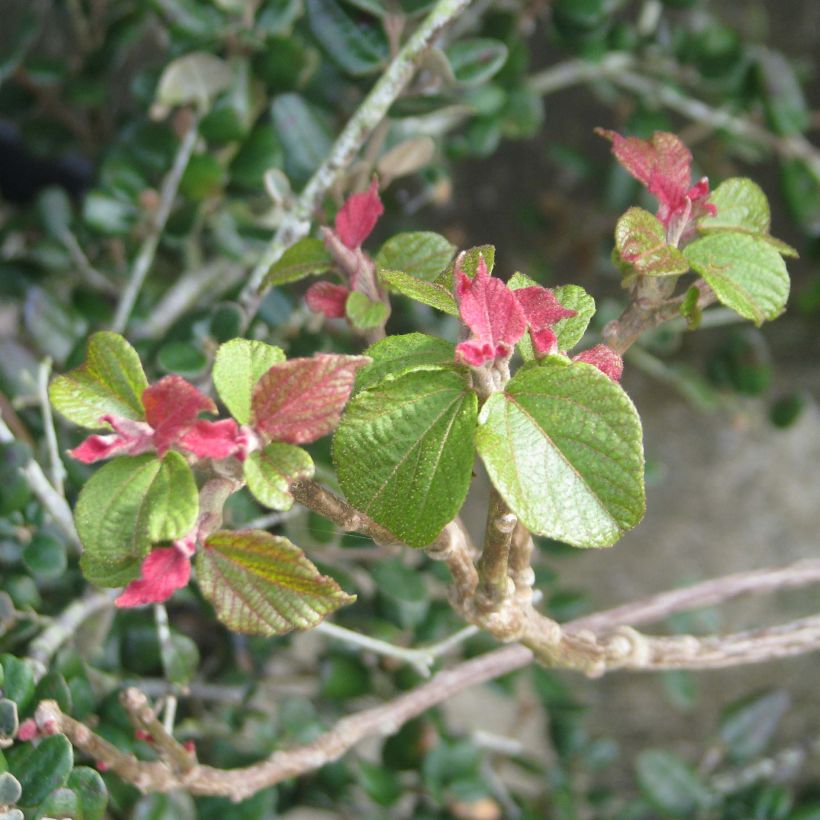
[0,701,17,743]
[699,178,798,257]
[355,333,456,392]
[306,0,388,76]
[375,232,456,282]
[719,690,789,762]
[0,772,21,806]
[196,530,356,635]
[635,750,713,817]
[345,291,389,330]
[379,269,459,316]
[157,341,208,379]
[445,39,509,86]
[263,238,334,287]
[156,52,232,109]
[11,733,73,806]
[243,443,314,510]
[76,453,198,587]
[684,232,790,325]
[66,768,107,820]
[679,285,701,330]
[213,339,285,425]
[333,369,478,547]
[755,49,810,136]
[0,656,35,713]
[49,331,148,428]
[161,633,199,686]
[271,94,333,185]
[614,207,689,278]
[443,244,495,280]
[552,285,596,351]
[22,532,67,581]
[476,358,645,547]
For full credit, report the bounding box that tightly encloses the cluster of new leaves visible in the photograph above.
[49,333,364,634]
[602,130,796,326]
[334,248,644,548]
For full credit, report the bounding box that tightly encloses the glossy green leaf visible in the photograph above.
[49,331,148,428]
[614,207,689,277]
[0,656,35,713]
[345,291,389,330]
[76,453,198,587]
[263,238,333,288]
[11,733,73,806]
[243,443,314,510]
[375,232,456,282]
[476,358,645,547]
[156,52,232,108]
[22,532,67,580]
[196,529,356,635]
[271,94,333,184]
[719,690,789,762]
[213,339,285,425]
[699,178,798,257]
[445,39,508,86]
[306,0,388,76]
[636,750,713,817]
[333,369,478,547]
[229,124,284,189]
[355,333,456,392]
[379,269,459,316]
[684,232,790,325]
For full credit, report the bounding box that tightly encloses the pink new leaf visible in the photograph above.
[573,344,624,382]
[305,281,350,318]
[455,255,527,366]
[115,544,192,607]
[597,129,716,231]
[514,286,577,356]
[251,354,370,444]
[178,418,256,460]
[17,718,39,742]
[334,179,384,249]
[142,375,217,456]
[68,415,154,463]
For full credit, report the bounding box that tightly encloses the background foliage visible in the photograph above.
[0,0,818,817]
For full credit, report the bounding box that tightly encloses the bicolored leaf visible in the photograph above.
[456,255,527,366]
[476,358,645,547]
[684,232,789,325]
[375,231,456,281]
[263,237,334,287]
[614,208,689,277]
[243,443,314,510]
[213,339,285,425]
[306,281,350,318]
[699,178,798,257]
[115,546,191,607]
[49,332,148,428]
[196,529,356,634]
[379,269,459,315]
[355,333,457,392]
[251,354,370,444]
[346,291,389,330]
[335,179,383,249]
[142,375,217,456]
[76,453,198,587]
[333,369,478,547]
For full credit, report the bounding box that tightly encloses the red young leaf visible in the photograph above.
[17,719,39,741]
[69,414,154,463]
[115,543,192,607]
[178,418,254,460]
[514,286,577,356]
[251,354,370,444]
[142,375,217,456]
[573,344,624,382]
[305,281,350,318]
[334,179,383,249]
[455,255,527,366]
[597,129,716,231]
